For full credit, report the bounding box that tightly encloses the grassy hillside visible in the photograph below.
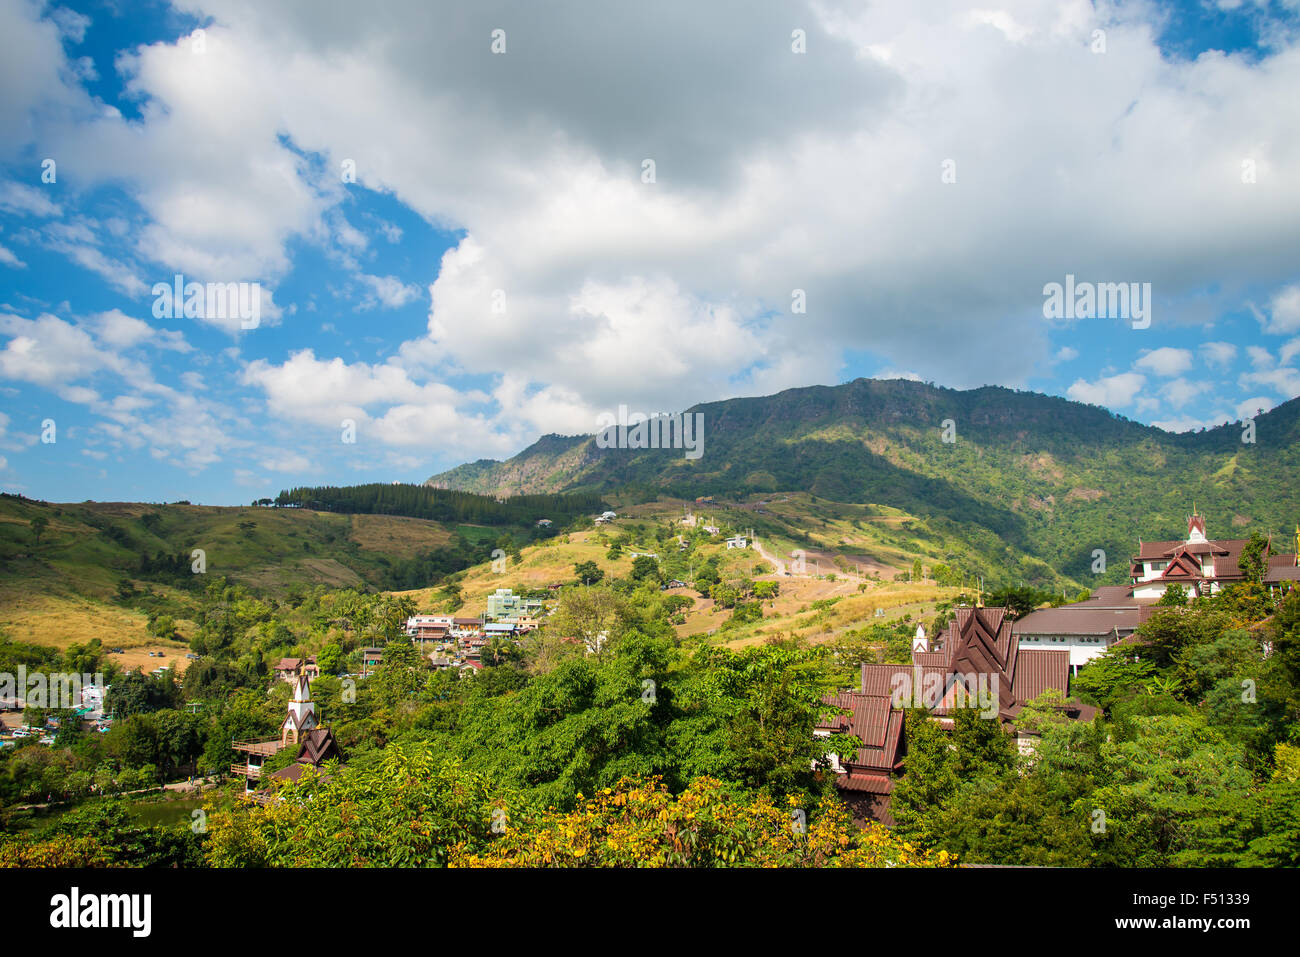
[397,502,962,652]
[428,379,1300,588]
[0,496,466,658]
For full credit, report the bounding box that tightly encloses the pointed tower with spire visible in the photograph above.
[280,672,318,747]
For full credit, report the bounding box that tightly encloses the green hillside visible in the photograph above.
[428,379,1300,588]
[0,495,510,656]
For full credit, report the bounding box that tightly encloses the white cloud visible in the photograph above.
[1151,411,1233,433]
[1199,341,1237,368]
[0,312,139,399]
[1067,372,1146,408]
[356,274,420,310]
[1262,284,1300,334]
[1247,345,1275,369]
[259,451,313,473]
[1235,396,1274,419]
[5,0,1300,454]
[0,181,60,218]
[0,243,24,269]
[1241,365,1300,399]
[1280,337,1300,366]
[1135,347,1193,377]
[1160,377,1209,409]
[92,309,191,353]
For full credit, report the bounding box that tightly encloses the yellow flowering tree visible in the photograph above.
[451,776,950,868]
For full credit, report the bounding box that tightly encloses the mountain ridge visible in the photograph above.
[426,378,1300,586]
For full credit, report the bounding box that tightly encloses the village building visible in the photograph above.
[1012,586,1155,674]
[405,615,452,642]
[360,647,384,677]
[485,588,543,620]
[819,604,1093,825]
[451,617,484,637]
[231,673,341,796]
[273,656,319,683]
[1004,513,1299,672]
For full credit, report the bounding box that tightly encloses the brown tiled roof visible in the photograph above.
[1132,538,1267,580]
[1085,585,1139,603]
[860,661,950,699]
[297,728,341,765]
[1010,649,1071,702]
[1012,604,1140,636]
[946,607,1020,717]
[817,692,903,773]
[275,657,301,671]
[268,762,309,782]
[819,692,888,747]
[836,772,894,794]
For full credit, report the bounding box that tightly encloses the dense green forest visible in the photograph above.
[274,483,605,526]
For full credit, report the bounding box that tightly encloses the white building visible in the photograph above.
[1130,511,1298,599]
[1012,587,1147,674]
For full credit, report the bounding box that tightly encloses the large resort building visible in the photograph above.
[1130,511,1300,599]
[818,509,1299,825]
[817,604,1095,825]
[1014,511,1300,674]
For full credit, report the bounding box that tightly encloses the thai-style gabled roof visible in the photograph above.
[856,603,1088,724]
[1159,550,1206,581]
[816,692,904,774]
[296,728,341,765]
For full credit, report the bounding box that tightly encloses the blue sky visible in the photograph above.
[2,0,1299,506]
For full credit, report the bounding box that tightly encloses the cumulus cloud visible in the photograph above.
[1235,396,1274,419]
[92,309,191,353]
[356,274,421,311]
[1160,377,1210,409]
[1241,365,1300,399]
[1067,372,1146,408]
[5,0,1300,460]
[1151,411,1233,433]
[1262,284,1300,334]
[1200,340,1238,368]
[1135,347,1193,377]
[0,312,137,399]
